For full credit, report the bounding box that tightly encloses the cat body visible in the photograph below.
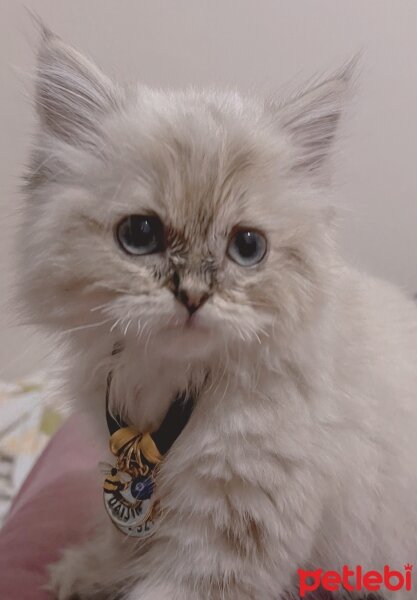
[20,30,417,600]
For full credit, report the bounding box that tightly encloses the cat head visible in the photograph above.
[20,30,352,364]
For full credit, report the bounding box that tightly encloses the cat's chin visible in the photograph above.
[153,322,219,361]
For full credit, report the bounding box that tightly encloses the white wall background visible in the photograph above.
[0,1,416,379]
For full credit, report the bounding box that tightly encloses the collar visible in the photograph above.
[102,344,194,538]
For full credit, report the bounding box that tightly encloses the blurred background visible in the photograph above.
[0,0,417,380]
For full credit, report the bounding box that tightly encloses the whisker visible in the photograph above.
[123,319,132,337]
[61,318,112,335]
[88,283,134,296]
[110,318,121,333]
[90,302,112,313]
[136,319,142,337]
[144,326,153,357]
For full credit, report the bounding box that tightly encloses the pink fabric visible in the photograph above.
[0,415,332,600]
[0,415,101,600]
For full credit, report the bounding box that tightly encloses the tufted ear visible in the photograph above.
[276,59,357,176]
[35,27,121,145]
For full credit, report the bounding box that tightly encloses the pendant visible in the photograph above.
[102,427,163,539]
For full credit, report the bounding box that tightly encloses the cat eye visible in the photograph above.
[116,215,165,256]
[227,229,267,267]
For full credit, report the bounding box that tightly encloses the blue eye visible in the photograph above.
[116,215,165,255]
[227,229,267,267]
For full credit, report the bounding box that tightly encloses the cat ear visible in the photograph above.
[275,59,357,175]
[35,27,121,144]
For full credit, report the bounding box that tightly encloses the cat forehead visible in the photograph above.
[104,92,281,230]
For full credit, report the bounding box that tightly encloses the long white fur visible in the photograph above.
[20,31,417,600]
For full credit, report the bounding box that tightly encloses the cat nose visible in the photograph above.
[177,288,209,316]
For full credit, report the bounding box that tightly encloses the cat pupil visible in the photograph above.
[130,218,154,246]
[236,232,258,257]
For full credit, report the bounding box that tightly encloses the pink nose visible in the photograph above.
[177,289,209,315]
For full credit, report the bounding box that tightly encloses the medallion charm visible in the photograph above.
[102,427,162,538]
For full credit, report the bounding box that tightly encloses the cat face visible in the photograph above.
[21,30,351,362]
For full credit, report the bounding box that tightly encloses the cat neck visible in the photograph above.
[63,308,329,439]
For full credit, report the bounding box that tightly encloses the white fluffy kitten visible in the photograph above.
[20,29,417,600]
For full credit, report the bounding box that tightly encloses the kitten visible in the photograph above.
[19,28,417,600]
